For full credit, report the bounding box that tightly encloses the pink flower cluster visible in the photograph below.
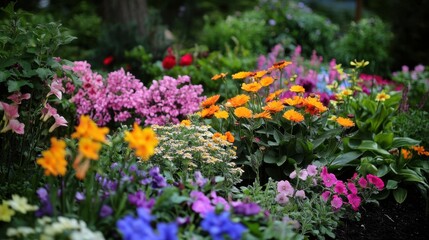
[67,61,204,126]
[190,191,230,216]
[0,92,30,134]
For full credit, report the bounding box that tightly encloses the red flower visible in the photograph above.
[162,55,176,70]
[103,56,114,66]
[179,53,193,66]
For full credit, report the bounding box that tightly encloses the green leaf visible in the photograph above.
[374,132,394,149]
[391,137,420,148]
[36,68,53,79]
[357,140,390,156]
[0,71,11,83]
[331,151,362,168]
[7,80,34,92]
[393,187,407,204]
[276,155,287,166]
[386,180,398,190]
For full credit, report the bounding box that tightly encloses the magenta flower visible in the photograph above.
[0,101,19,120]
[321,191,331,202]
[331,195,343,209]
[7,92,31,104]
[48,114,68,132]
[366,174,384,190]
[277,180,294,196]
[40,103,58,122]
[358,177,368,188]
[347,182,358,195]
[334,181,347,195]
[47,78,65,100]
[321,167,338,188]
[1,119,25,134]
[347,194,361,211]
[190,191,214,215]
[210,191,230,211]
[306,164,318,176]
[275,193,290,205]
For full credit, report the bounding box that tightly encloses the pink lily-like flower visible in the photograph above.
[47,78,65,100]
[40,103,58,122]
[1,119,25,134]
[0,101,19,120]
[48,114,68,132]
[7,92,31,104]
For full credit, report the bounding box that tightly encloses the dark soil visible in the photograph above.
[334,189,429,240]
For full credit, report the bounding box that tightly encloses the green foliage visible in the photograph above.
[332,17,393,75]
[393,109,429,147]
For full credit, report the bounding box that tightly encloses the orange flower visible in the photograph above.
[290,85,305,93]
[260,76,274,87]
[412,145,429,156]
[211,73,227,81]
[265,89,284,102]
[201,105,220,118]
[234,107,252,118]
[255,70,268,78]
[303,97,327,115]
[73,157,90,180]
[124,123,159,161]
[36,137,67,176]
[71,115,109,143]
[78,138,102,160]
[263,100,284,113]
[214,110,229,119]
[283,96,304,106]
[241,82,262,93]
[336,117,355,128]
[225,131,235,143]
[180,119,191,126]
[283,109,304,123]
[201,95,220,108]
[232,71,254,79]
[402,149,412,160]
[269,60,292,71]
[212,132,227,141]
[254,111,272,119]
[227,94,250,107]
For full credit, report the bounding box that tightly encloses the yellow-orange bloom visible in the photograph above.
[201,105,220,118]
[124,123,159,161]
[263,100,284,113]
[375,92,391,102]
[269,60,292,71]
[211,73,227,81]
[241,82,262,93]
[283,109,304,123]
[71,115,109,143]
[254,111,272,119]
[265,89,284,102]
[260,76,274,87]
[78,138,102,160]
[255,70,268,78]
[225,131,235,143]
[234,107,252,118]
[290,85,305,93]
[232,71,254,79]
[227,94,250,107]
[341,89,353,96]
[336,117,355,128]
[402,149,412,160]
[36,137,67,176]
[180,119,191,126]
[303,97,327,115]
[201,95,220,108]
[214,110,229,119]
[283,96,303,106]
[212,132,227,141]
[412,145,429,156]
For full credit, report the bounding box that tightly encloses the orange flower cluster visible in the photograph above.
[72,115,109,179]
[303,97,327,115]
[412,145,429,156]
[336,117,355,128]
[180,119,191,126]
[212,131,235,143]
[263,100,284,113]
[401,149,413,160]
[234,107,252,118]
[211,73,228,81]
[283,109,304,123]
[227,94,250,108]
[254,111,272,119]
[201,95,220,108]
[241,82,262,93]
[124,123,159,161]
[36,137,67,176]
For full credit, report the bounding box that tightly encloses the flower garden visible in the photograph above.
[1,1,429,239]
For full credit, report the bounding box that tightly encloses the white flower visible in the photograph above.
[7,195,38,214]
[7,226,35,237]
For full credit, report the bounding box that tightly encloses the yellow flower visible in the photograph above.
[234,107,252,118]
[211,73,227,81]
[263,100,284,113]
[375,92,390,102]
[283,109,304,123]
[7,195,38,214]
[71,115,109,143]
[0,201,15,222]
[225,131,235,143]
[290,85,305,93]
[78,138,102,160]
[350,59,369,68]
[214,110,229,119]
[341,89,353,96]
[227,94,250,107]
[303,97,327,115]
[254,111,272,119]
[124,123,159,161]
[241,82,262,92]
[255,70,268,78]
[212,132,227,141]
[265,89,284,102]
[283,96,303,106]
[232,71,254,79]
[180,119,191,126]
[328,115,338,121]
[336,117,355,128]
[260,76,274,87]
[268,60,292,71]
[36,137,67,176]
[401,149,412,160]
[201,105,220,118]
[201,95,220,107]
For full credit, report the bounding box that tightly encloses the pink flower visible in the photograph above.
[48,114,68,132]
[321,167,338,187]
[367,174,384,190]
[41,103,58,122]
[0,101,19,120]
[275,193,290,205]
[347,194,361,211]
[103,56,114,66]
[347,182,358,195]
[334,181,347,195]
[179,54,193,66]
[331,195,343,209]
[289,170,296,179]
[321,191,331,202]
[1,119,24,134]
[7,92,31,104]
[358,177,368,188]
[47,78,65,100]
[295,190,306,199]
[298,169,308,181]
[277,180,294,196]
[306,164,317,176]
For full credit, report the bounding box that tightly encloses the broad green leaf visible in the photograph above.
[276,155,287,166]
[0,71,10,83]
[374,132,394,149]
[357,140,390,156]
[386,180,398,190]
[331,151,362,168]
[7,80,33,92]
[391,137,420,148]
[36,68,53,80]
[393,187,407,204]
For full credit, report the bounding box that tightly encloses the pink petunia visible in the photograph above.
[48,114,68,132]
[298,169,308,181]
[41,103,58,122]
[0,101,19,120]
[295,190,306,199]
[334,181,348,195]
[331,195,343,209]
[321,191,331,202]
[47,78,65,100]
[321,167,338,188]
[289,170,297,179]
[277,180,294,196]
[358,177,368,188]
[366,174,384,190]
[347,182,358,195]
[275,192,290,205]
[347,194,361,211]
[306,164,318,176]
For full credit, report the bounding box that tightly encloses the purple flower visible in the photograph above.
[100,204,113,218]
[35,188,53,217]
[194,171,208,187]
[233,202,261,216]
[149,167,167,188]
[128,191,155,209]
[75,192,85,202]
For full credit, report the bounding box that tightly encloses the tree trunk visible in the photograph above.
[101,0,148,37]
[355,0,363,22]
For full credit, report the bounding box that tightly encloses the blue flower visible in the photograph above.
[201,211,247,240]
